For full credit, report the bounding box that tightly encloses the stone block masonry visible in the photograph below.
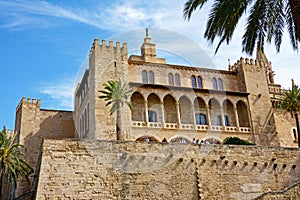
[36,139,300,199]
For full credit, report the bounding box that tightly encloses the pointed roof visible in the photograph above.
[256,45,269,63]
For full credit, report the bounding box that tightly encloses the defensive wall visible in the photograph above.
[36,139,300,199]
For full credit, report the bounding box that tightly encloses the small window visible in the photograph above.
[191,76,197,88]
[197,76,203,89]
[149,71,154,84]
[168,73,174,86]
[292,127,298,141]
[142,71,148,83]
[195,114,207,125]
[212,78,217,90]
[148,110,157,122]
[175,73,180,86]
[218,78,223,90]
[224,115,229,126]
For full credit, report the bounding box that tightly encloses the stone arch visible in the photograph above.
[209,98,222,126]
[202,137,222,144]
[131,92,145,121]
[163,94,177,123]
[179,96,193,124]
[136,135,159,142]
[170,136,192,143]
[147,93,161,123]
[222,99,236,126]
[237,100,250,127]
[194,97,207,125]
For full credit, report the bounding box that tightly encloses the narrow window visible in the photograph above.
[148,110,157,122]
[175,73,181,86]
[168,73,174,86]
[142,70,148,83]
[212,78,217,90]
[191,76,197,88]
[218,78,223,90]
[292,128,298,141]
[217,115,222,126]
[195,114,207,125]
[197,76,203,89]
[149,71,154,84]
[224,116,229,126]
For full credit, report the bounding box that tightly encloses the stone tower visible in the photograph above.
[74,39,130,140]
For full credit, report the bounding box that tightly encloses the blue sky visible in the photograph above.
[0,0,299,129]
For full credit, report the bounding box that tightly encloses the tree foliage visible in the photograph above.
[0,127,33,198]
[183,0,300,55]
[223,137,255,145]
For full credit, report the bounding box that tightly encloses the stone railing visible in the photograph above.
[239,127,252,133]
[180,124,194,130]
[132,121,146,127]
[148,122,162,128]
[225,126,238,132]
[210,125,224,131]
[164,123,178,129]
[196,125,209,131]
[269,84,282,95]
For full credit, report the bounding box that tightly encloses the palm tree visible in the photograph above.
[99,80,133,140]
[278,85,300,147]
[0,127,33,199]
[183,0,300,55]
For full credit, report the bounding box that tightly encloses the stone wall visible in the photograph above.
[36,139,300,199]
[14,97,75,197]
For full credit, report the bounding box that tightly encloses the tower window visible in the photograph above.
[212,78,217,90]
[168,73,174,86]
[218,78,224,90]
[292,127,298,141]
[142,70,148,83]
[149,71,154,84]
[195,114,207,125]
[197,76,203,89]
[148,110,157,122]
[175,73,180,86]
[191,76,197,88]
[224,115,229,126]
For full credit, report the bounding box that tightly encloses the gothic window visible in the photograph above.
[149,71,154,84]
[212,78,217,90]
[148,110,157,122]
[191,76,197,88]
[218,78,224,90]
[175,73,181,86]
[168,73,174,86]
[142,70,148,83]
[195,114,207,125]
[197,76,203,89]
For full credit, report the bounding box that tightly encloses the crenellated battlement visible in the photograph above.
[89,38,128,60]
[229,57,267,72]
[6,128,15,136]
[16,97,41,111]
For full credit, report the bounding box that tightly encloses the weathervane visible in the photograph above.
[146,27,149,37]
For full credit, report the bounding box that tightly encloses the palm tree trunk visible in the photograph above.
[0,170,3,200]
[294,111,300,147]
[116,101,121,140]
[289,0,300,41]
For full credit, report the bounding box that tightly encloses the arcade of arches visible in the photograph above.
[131,91,251,134]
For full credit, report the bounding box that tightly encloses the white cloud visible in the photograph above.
[39,78,75,110]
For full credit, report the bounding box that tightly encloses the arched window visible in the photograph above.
[149,71,154,84]
[197,76,203,89]
[191,76,197,88]
[148,110,157,122]
[142,70,148,83]
[168,73,174,85]
[195,114,207,125]
[212,78,217,89]
[218,78,223,90]
[175,73,180,86]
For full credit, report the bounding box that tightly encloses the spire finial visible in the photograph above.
[292,78,295,87]
[146,27,149,37]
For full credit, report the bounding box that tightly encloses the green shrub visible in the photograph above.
[223,137,255,145]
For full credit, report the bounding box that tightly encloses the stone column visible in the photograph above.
[191,103,196,128]
[220,106,225,126]
[145,101,149,125]
[176,102,181,127]
[206,105,211,126]
[234,106,240,129]
[160,102,165,127]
